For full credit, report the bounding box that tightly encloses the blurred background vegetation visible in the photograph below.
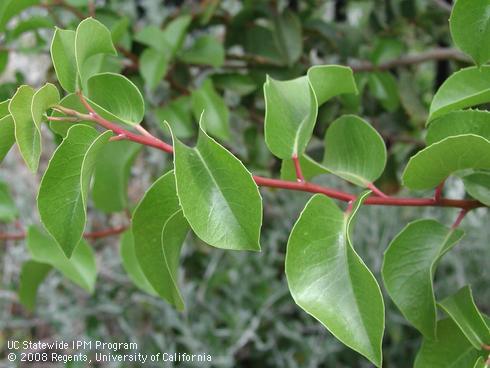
[0,0,488,367]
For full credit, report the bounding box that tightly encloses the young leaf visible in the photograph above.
[9,85,39,171]
[92,140,141,213]
[191,79,230,140]
[273,10,302,66]
[31,83,60,127]
[414,318,483,368]
[86,72,145,126]
[280,155,329,181]
[438,286,490,350]
[403,134,490,190]
[428,67,490,122]
[50,93,95,137]
[50,28,77,93]
[307,65,358,106]
[18,261,51,311]
[0,114,15,162]
[382,219,464,339]
[462,171,490,206]
[27,226,97,292]
[180,35,225,67]
[119,231,156,296]
[323,115,387,187]
[172,124,262,251]
[132,171,188,309]
[286,192,384,367]
[450,0,490,65]
[426,110,490,145]
[38,126,111,257]
[0,180,17,222]
[75,18,117,84]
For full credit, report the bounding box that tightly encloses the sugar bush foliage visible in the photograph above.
[0,0,489,366]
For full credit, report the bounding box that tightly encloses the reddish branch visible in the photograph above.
[0,226,127,241]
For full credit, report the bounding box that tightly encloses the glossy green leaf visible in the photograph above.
[403,135,490,190]
[132,171,188,309]
[119,231,156,296]
[191,79,230,140]
[156,96,195,139]
[462,171,490,206]
[286,192,384,367]
[323,115,387,186]
[0,180,17,222]
[75,18,117,83]
[0,0,41,32]
[18,261,51,311]
[280,155,329,181]
[438,286,490,350]
[382,219,464,339]
[140,48,170,91]
[307,65,358,106]
[92,140,141,213]
[38,126,111,257]
[51,28,77,93]
[450,0,490,65]
[414,318,482,368]
[426,110,490,145]
[180,35,225,67]
[429,67,490,122]
[31,83,60,127]
[0,114,15,162]
[27,226,97,292]
[9,85,39,171]
[172,124,262,251]
[86,73,145,126]
[273,10,302,66]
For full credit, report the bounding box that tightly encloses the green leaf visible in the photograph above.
[92,140,141,213]
[31,83,60,127]
[9,85,39,171]
[51,28,77,93]
[163,15,192,55]
[286,192,384,367]
[172,124,262,251]
[462,171,490,206]
[75,18,117,84]
[450,0,490,65]
[119,231,156,296]
[0,99,10,118]
[132,171,188,309]
[50,93,95,137]
[403,134,490,190]
[323,115,387,186]
[27,226,97,292]
[0,114,15,162]
[382,219,464,339]
[180,35,225,67]
[427,110,490,145]
[140,48,170,91]
[307,65,358,106]
[8,16,54,40]
[368,72,400,112]
[18,261,51,311]
[38,125,111,257]
[473,357,486,368]
[438,286,490,350]
[0,0,41,32]
[428,67,490,123]
[273,10,302,66]
[212,73,257,96]
[134,25,170,51]
[414,318,482,368]
[86,73,145,126]
[156,96,195,139]
[0,180,17,222]
[280,155,329,181]
[191,79,230,140]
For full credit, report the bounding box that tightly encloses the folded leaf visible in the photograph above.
[462,171,490,206]
[38,125,111,257]
[307,65,357,105]
[50,28,77,93]
[172,124,262,251]
[323,115,387,186]
[403,134,490,190]
[9,85,39,171]
[382,219,464,339]
[31,83,60,127]
[0,114,15,162]
[18,261,51,311]
[286,192,384,367]
[438,286,490,350]
[132,171,188,309]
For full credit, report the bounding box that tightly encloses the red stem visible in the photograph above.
[366,182,388,198]
[434,180,445,203]
[292,155,305,183]
[452,208,469,229]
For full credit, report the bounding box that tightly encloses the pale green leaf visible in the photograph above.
[286,192,384,367]
[180,35,225,67]
[280,155,329,181]
[18,261,51,311]
[172,124,262,251]
[382,219,464,339]
[307,65,358,106]
[429,67,490,122]
[212,73,257,96]
[402,134,490,190]
[38,125,111,257]
[0,114,15,162]
[0,180,17,222]
[86,72,145,126]
[140,48,170,91]
[92,140,141,213]
[8,16,54,40]
[9,85,39,171]
[368,72,400,112]
[31,83,60,127]
[439,286,490,350]
[132,171,188,309]
[273,10,302,66]
[163,15,192,55]
[0,99,10,118]
[462,171,490,206]
[0,0,41,32]
[134,25,171,52]
[50,28,77,93]
[156,96,195,139]
[323,115,387,186]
